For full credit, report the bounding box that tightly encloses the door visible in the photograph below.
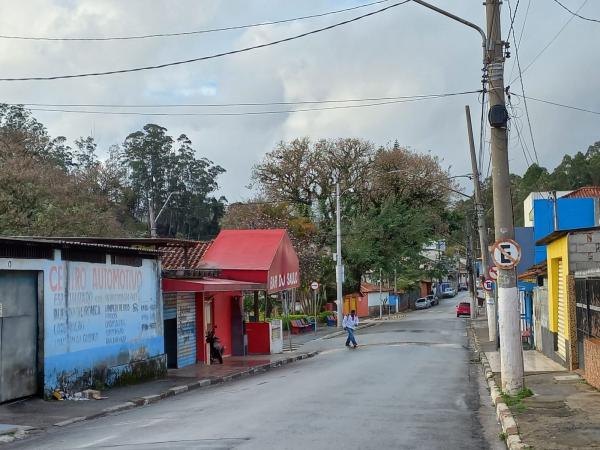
[164,319,177,368]
[0,271,38,402]
[231,296,244,356]
[557,260,567,360]
[203,299,213,365]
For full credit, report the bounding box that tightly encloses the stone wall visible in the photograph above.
[584,338,600,389]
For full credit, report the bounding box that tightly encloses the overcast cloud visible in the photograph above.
[1,0,598,200]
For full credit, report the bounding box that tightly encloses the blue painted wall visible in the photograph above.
[533,198,596,263]
[515,227,535,275]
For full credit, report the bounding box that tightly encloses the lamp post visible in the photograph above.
[335,181,344,328]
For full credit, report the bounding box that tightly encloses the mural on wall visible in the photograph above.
[44,258,164,392]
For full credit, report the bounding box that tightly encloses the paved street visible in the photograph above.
[8,293,502,450]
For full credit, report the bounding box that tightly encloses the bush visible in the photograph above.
[318,311,336,323]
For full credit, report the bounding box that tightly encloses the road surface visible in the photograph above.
[9,292,502,450]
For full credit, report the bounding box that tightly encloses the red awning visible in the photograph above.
[162,277,266,292]
[200,229,300,293]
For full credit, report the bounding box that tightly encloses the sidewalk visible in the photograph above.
[472,315,600,450]
[0,351,317,444]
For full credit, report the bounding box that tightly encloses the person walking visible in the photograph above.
[343,310,359,348]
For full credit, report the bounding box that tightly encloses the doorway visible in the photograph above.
[0,271,39,402]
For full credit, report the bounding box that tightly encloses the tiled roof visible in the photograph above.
[518,260,547,280]
[159,241,213,270]
[562,186,600,199]
[360,282,393,293]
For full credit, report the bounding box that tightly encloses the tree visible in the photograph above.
[122,124,226,238]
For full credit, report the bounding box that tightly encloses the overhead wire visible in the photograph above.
[9,90,481,117]
[508,0,531,83]
[507,0,539,164]
[0,0,393,41]
[551,0,600,23]
[0,1,412,82]
[510,0,588,84]
[5,89,480,109]
[511,93,600,116]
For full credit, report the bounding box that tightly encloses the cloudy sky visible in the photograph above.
[1,0,598,201]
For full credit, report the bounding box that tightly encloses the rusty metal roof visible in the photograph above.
[1,237,160,256]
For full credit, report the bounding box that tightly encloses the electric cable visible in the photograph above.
[552,0,600,23]
[0,0,393,41]
[0,1,411,82]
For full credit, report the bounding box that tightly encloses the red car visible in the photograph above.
[456,302,471,317]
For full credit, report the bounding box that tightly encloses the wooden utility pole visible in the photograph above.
[486,0,524,394]
[465,105,496,341]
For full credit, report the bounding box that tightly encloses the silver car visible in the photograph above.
[415,297,431,310]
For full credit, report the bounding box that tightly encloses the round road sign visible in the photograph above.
[488,266,498,280]
[491,239,522,269]
[310,281,320,290]
[483,279,495,292]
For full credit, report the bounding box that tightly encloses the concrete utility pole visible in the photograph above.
[465,105,496,341]
[466,217,477,319]
[394,266,399,314]
[486,0,524,394]
[379,268,383,319]
[335,181,344,328]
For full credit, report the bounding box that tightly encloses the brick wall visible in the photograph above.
[584,338,600,389]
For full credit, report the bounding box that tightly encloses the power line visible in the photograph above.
[552,0,600,23]
[0,0,392,42]
[6,89,479,109]
[15,90,481,117]
[507,0,539,164]
[510,0,588,84]
[508,0,531,82]
[511,93,600,116]
[0,1,411,82]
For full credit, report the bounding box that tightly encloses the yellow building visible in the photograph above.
[545,234,571,365]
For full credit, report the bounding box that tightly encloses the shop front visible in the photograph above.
[201,229,300,355]
[162,278,264,368]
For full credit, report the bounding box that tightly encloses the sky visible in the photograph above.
[0,0,599,201]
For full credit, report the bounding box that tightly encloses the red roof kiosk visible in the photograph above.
[201,229,301,355]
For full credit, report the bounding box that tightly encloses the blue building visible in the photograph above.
[532,196,599,263]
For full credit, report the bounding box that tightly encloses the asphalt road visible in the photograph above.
[9,292,502,450]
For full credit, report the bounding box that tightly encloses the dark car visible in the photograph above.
[427,294,438,306]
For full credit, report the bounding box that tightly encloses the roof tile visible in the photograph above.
[159,241,212,270]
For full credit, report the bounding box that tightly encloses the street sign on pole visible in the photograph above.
[483,279,495,292]
[491,239,522,269]
[310,281,320,290]
[488,266,498,280]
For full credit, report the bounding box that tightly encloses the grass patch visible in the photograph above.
[501,387,534,413]
[498,432,507,441]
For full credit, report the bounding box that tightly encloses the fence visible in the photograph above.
[575,277,600,370]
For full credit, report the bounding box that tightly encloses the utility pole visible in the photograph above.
[379,268,383,319]
[335,181,344,328]
[466,105,496,341]
[486,0,524,394]
[466,217,477,319]
[394,266,399,314]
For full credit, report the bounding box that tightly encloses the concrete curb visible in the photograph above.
[470,325,528,450]
[321,322,379,339]
[32,351,317,432]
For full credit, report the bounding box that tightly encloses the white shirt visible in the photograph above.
[343,314,359,330]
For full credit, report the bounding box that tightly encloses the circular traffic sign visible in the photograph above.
[491,239,522,269]
[310,281,320,290]
[488,266,498,280]
[483,279,495,292]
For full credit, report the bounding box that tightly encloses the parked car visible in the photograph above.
[458,283,468,291]
[441,287,457,298]
[427,294,438,306]
[415,297,430,310]
[456,302,471,317]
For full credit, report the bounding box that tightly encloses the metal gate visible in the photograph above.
[575,277,600,370]
[0,271,38,402]
[557,260,567,360]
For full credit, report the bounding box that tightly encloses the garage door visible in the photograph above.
[0,271,38,402]
[557,260,567,360]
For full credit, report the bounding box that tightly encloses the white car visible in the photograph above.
[415,297,431,309]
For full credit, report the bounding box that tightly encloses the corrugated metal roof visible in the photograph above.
[562,187,600,199]
[535,226,600,246]
[1,237,159,256]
